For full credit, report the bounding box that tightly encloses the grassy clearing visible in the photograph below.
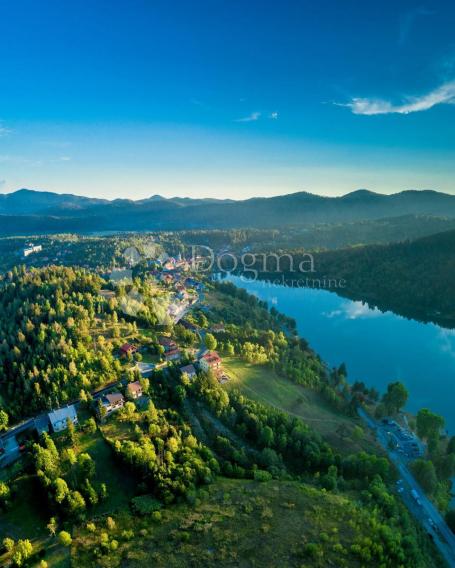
[71,477,437,568]
[222,357,380,455]
[0,473,70,568]
[0,474,48,540]
[77,427,136,515]
[0,424,137,568]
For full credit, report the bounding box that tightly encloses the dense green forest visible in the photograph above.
[247,228,455,327]
[0,266,123,419]
[0,266,443,567]
[311,228,455,326]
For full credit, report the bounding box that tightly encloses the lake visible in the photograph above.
[226,275,455,434]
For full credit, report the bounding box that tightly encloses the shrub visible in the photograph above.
[254,469,272,482]
[131,495,162,515]
[58,531,72,547]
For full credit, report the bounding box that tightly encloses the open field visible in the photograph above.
[222,357,380,455]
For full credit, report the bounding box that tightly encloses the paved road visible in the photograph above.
[358,407,455,568]
[0,377,127,468]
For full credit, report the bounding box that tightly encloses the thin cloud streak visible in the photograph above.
[338,81,455,115]
[0,124,12,136]
[235,111,261,122]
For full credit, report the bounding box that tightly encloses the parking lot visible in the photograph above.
[380,418,424,459]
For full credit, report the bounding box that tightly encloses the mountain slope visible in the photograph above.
[2,188,455,234]
[308,228,455,326]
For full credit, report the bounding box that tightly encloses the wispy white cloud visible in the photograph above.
[58,156,71,161]
[269,112,279,119]
[337,80,455,116]
[0,123,12,137]
[0,154,43,167]
[40,140,71,148]
[235,111,261,123]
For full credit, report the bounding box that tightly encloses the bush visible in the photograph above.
[303,542,322,558]
[151,511,162,522]
[58,531,72,547]
[254,469,273,482]
[131,495,162,515]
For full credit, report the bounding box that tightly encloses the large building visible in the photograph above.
[48,405,78,433]
[23,244,42,258]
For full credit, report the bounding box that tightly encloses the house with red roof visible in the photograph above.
[199,351,222,373]
[120,343,138,357]
[165,347,181,362]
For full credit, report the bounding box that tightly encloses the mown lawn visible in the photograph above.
[222,357,380,455]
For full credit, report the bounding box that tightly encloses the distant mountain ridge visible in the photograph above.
[1,187,455,234]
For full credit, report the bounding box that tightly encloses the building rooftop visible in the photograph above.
[48,405,77,425]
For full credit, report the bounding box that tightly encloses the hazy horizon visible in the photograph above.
[1,185,452,202]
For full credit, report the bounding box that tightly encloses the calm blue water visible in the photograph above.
[226,275,455,434]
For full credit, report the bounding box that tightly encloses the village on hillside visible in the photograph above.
[0,254,230,467]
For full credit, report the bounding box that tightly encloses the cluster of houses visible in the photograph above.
[176,351,227,383]
[45,347,227,432]
[34,378,148,434]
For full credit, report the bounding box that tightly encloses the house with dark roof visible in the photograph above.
[180,364,197,380]
[165,348,181,362]
[99,392,125,416]
[159,336,177,352]
[136,362,155,377]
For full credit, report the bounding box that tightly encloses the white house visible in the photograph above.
[99,392,125,416]
[48,405,78,433]
[23,244,42,258]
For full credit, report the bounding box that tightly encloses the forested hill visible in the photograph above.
[310,228,455,326]
[0,266,122,418]
[0,266,443,567]
[3,188,455,234]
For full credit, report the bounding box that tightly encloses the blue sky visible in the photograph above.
[1,0,455,199]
